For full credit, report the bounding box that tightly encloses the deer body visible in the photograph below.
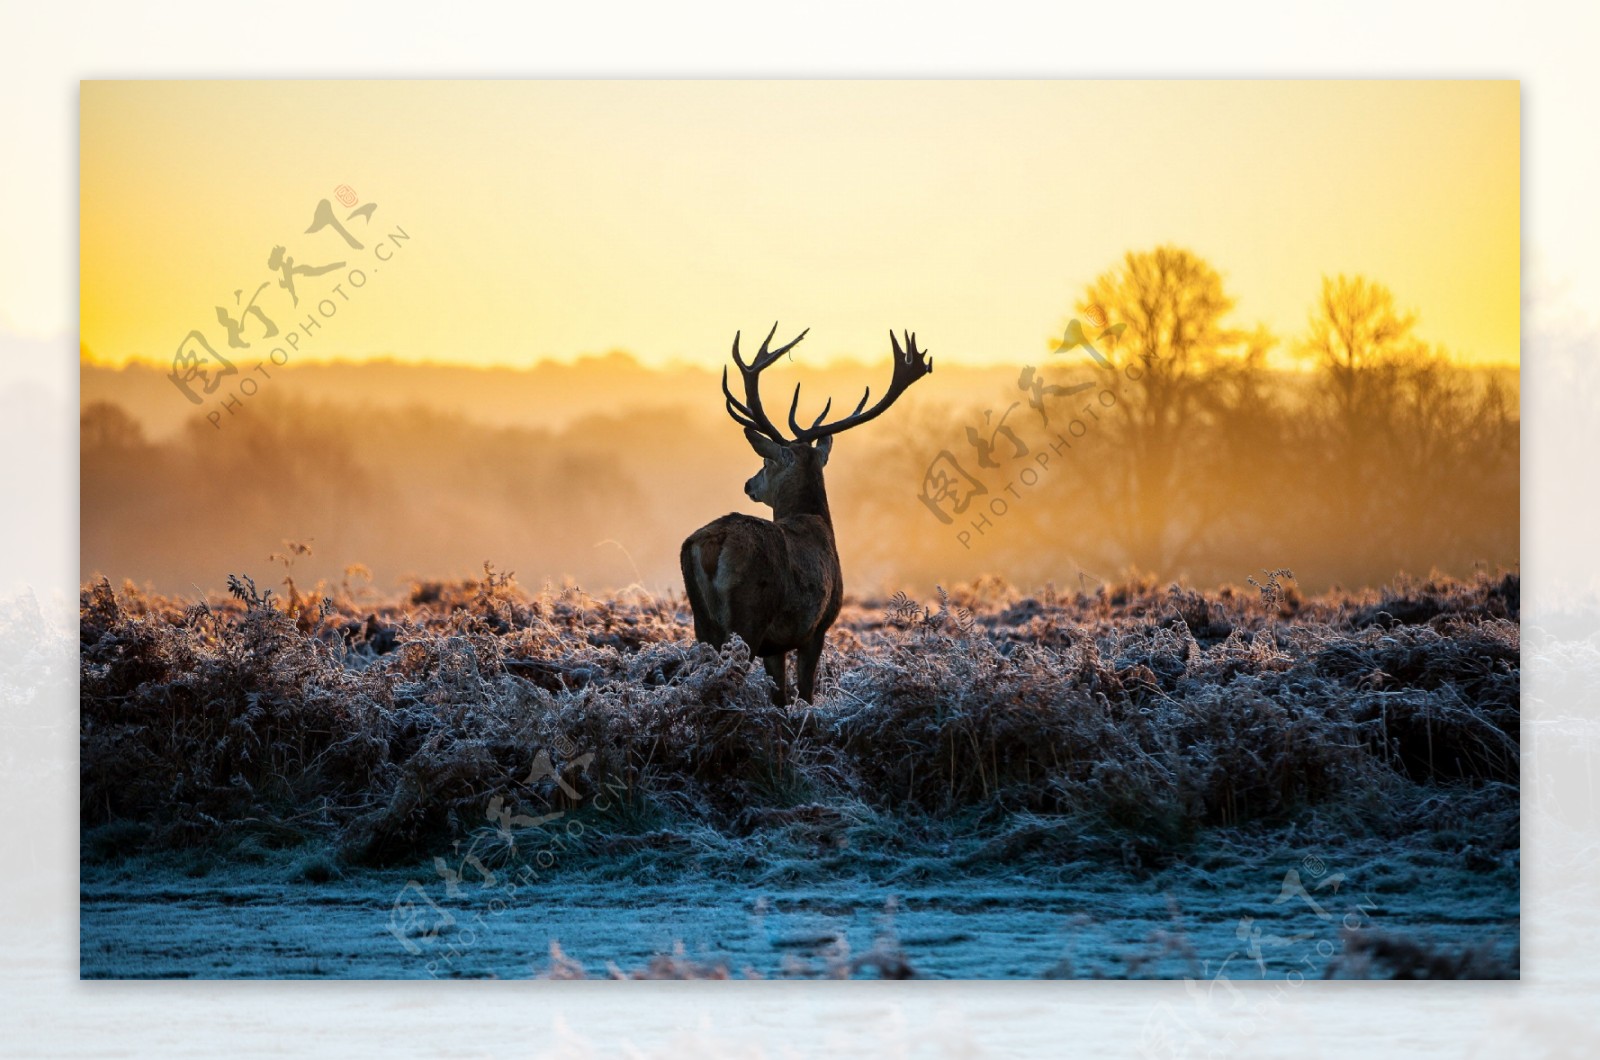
[680,511,841,702]
[681,325,930,704]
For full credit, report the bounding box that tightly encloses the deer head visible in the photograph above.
[722,323,933,518]
[741,428,832,509]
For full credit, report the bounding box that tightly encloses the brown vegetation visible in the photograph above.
[79,568,1520,872]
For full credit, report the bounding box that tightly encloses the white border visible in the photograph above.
[5,1,1596,1054]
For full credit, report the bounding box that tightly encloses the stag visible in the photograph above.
[680,324,932,705]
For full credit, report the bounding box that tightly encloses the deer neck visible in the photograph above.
[772,470,833,528]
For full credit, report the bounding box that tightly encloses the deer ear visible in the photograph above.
[813,434,833,466]
[744,427,786,461]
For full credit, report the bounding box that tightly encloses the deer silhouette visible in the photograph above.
[681,324,932,705]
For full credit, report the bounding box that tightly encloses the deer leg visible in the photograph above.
[762,653,788,706]
[796,633,826,705]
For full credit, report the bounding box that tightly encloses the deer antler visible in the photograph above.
[723,325,931,444]
[722,322,809,441]
[788,331,932,442]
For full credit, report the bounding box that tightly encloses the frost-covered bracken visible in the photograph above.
[79,568,1519,876]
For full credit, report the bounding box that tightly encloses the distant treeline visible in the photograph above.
[81,246,1517,596]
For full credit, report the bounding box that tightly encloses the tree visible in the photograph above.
[1296,276,1517,575]
[81,401,148,452]
[1070,245,1273,574]
[1300,274,1421,445]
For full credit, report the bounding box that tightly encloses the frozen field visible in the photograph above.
[78,572,1521,979]
[81,833,1517,980]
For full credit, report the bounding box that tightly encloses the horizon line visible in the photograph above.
[80,348,1523,374]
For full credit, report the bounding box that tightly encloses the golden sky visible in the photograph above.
[80,80,1519,370]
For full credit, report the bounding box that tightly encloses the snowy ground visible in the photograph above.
[81,835,1517,980]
